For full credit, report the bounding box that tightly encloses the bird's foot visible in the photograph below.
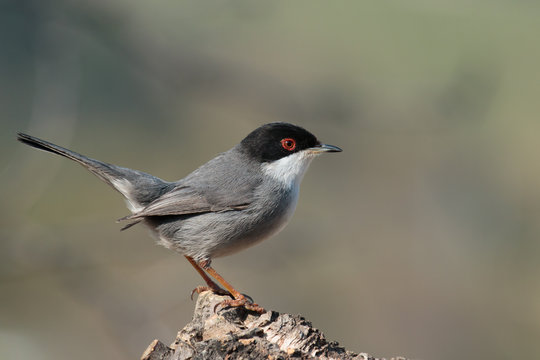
[190,285,231,300]
[214,296,266,314]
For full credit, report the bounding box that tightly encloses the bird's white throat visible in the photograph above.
[261,150,316,189]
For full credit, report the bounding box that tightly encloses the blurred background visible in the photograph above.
[2,1,540,359]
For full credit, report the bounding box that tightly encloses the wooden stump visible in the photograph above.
[141,291,408,360]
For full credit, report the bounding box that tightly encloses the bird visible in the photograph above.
[17,122,342,313]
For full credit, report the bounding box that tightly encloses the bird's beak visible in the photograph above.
[309,143,343,153]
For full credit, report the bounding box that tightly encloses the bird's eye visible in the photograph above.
[280,138,296,151]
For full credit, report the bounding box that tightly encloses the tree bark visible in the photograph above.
[141,291,408,360]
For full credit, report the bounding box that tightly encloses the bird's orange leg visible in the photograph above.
[199,260,265,314]
[184,256,230,299]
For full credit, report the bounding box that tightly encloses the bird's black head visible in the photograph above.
[239,122,340,162]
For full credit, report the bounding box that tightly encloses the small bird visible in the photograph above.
[18,122,341,312]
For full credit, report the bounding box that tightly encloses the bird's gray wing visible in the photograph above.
[119,147,261,222]
[119,185,250,221]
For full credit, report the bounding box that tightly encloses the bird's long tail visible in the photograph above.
[17,133,172,217]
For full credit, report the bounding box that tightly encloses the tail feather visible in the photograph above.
[17,132,173,216]
[119,220,143,231]
[18,132,119,187]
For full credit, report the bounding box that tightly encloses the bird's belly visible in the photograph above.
[212,202,296,258]
[151,185,299,261]
[210,188,299,258]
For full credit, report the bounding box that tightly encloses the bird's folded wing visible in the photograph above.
[118,185,250,221]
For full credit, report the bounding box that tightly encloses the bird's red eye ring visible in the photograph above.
[281,138,296,151]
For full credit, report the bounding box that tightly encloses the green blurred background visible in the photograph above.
[2,1,540,359]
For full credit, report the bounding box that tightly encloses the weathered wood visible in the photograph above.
[141,291,408,360]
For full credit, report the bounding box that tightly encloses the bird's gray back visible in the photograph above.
[178,146,263,207]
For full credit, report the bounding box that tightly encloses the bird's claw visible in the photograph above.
[213,297,266,314]
[190,286,231,300]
